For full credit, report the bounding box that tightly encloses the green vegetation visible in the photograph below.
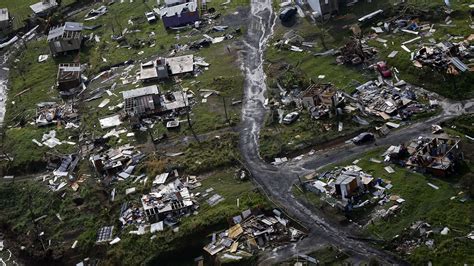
[299,146,474,265]
[280,245,350,266]
[261,0,473,159]
[442,114,474,136]
[0,167,268,265]
[367,0,474,99]
[101,168,269,265]
[259,112,370,160]
[0,0,76,30]
[2,1,247,174]
[145,132,241,175]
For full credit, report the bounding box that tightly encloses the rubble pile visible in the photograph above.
[119,202,147,228]
[336,38,378,65]
[351,80,427,120]
[413,41,471,74]
[203,209,305,258]
[392,221,456,254]
[141,176,197,225]
[90,144,145,180]
[36,102,78,126]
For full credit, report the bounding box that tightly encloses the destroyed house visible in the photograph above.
[406,136,461,177]
[90,144,140,178]
[30,0,58,17]
[123,85,161,117]
[139,58,169,82]
[334,171,363,200]
[307,0,339,17]
[301,83,337,108]
[47,22,83,55]
[141,179,194,222]
[160,1,199,28]
[353,80,417,120]
[57,63,81,93]
[167,54,194,75]
[203,210,304,257]
[0,9,10,31]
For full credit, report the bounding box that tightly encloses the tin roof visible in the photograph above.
[0,8,9,22]
[47,22,83,41]
[123,85,160,99]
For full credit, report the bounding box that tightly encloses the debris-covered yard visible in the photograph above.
[0,0,277,265]
[295,138,474,264]
[260,0,473,161]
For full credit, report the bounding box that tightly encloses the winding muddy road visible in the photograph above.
[238,0,474,264]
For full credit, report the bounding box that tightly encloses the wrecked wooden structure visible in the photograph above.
[47,22,83,55]
[123,85,161,117]
[57,63,81,95]
[141,179,195,223]
[30,0,58,17]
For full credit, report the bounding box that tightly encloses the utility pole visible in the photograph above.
[27,193,47,253]
[222,95,230,125]
[180,88,200,143]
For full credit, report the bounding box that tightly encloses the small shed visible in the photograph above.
[30,0,58,17]
[57,63,81,93]
[47,22,83,55]
[334,172,362,200]
[139,58,169,82]
[123,85,161,117]
[0,8,10,31]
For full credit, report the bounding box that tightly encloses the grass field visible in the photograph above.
[0,0,77,30]
[261,0,473,160]
[259,111,371,160]
[1,1,247,174]
[298,145,474,265]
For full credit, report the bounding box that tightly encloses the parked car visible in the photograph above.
[376,61,392,78]
[283,112,299,124]
[145,12,157,23]
[352,132,375,144]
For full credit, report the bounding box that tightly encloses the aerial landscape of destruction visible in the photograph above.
[0,0,473,265]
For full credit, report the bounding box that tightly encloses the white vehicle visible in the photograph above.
[145,12,157,23]
[283,112,299,124]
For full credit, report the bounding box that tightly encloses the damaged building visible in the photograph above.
[385,135,462,177]
[158,0,200,28]
[141,179,195,223]
[203,209,305,258]
[300,83,344,119]
[36,102,78,126]
[337,37,377,65]
[123,85,161,117]
[57,63,82,96]
[304,165,375,208]
[334,172,364,201]
[123,85,190,121]
[139,58,169,82]
[413,41,471,74]
[90,144,144,179]
[30,0,58,17]
[352,80,424,120]
[47,22,83,55]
